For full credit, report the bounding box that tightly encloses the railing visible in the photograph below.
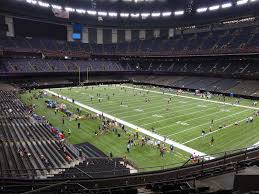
[0,145,258,180]
[2,46,259,59]
[0,147,258,194]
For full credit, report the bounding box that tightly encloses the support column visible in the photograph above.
[112,29,118,43]
[82,27,89,43]
[5,16,14,37]
[125,29,131,42]
[97,28,103,44]
[67,25,74,42]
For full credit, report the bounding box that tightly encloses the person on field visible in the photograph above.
[127,144,130,153]
[170,145,174,153]
[201,130,205,138]
[210,137,214,146]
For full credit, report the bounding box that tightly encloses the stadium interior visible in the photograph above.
[0,0,259,193]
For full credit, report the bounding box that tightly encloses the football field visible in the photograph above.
[49,84,259,157]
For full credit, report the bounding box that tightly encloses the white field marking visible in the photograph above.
[120,105,128,108]
[121,85,259,111]
[248,141,259,150]
[61,87,160,103]
[167,109,250,137]
[176,121,189,126]
[179,101,188,104]
[152,114,163,118]
[142,105,218,127]
[105,96,200,117]
[182,117,248,145]
[45,89,214,160]
[198,105,207,108]
[96,91,196,114]
[93,94,175,113]
[121,99,204,120]
[220,109,230,112]
[135,109,144,112]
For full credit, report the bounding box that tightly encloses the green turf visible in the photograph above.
[20,90,189,171]
[20,84,259,170]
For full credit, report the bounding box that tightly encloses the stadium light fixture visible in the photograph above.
[250,0,258,2]
[131,13,140,18]
[162,12,172,17]
[221,3,232,8]
[196,7,208,13]
[98,11,107,16]
[120,13,130,18]
[151,12,161,17]
[51,4,62,10]
[209,5,220,11]
[38,1,49,7]
[65,7,75,12]
[26,0,37,5]
[108,12,118,17]
[237,0,248,5]
[76,9,86,14]
[174,10,184,16]
[87,10,97,15]
[141,13,150,18]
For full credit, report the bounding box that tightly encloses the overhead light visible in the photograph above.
[51,4,62,10]
[209,5,220,11]
[151,12,160,17]
[108,12,118,17]
[98,11,107,16]
[174,10,184,16]
[141,13,150,18]
[162,12,172,17]
[65,7,75,12]
[87,10,97,15]
[26,0,37,5]
[38,1,50,7]
[237,0,248,5]
[131,13,140,18]
[250,0,258,2]
[120,13,130,18]
[221,3,232,8]
[196,7,208,13]
[76,9,86,14]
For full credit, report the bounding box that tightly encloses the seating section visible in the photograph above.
[54,143,130,179]
[0,91,82,178]
[1,58,259,78]
[0,58,125,73]
[0,25,259,55]
[54,158,130,179]
[129,75,259,97]
[76,142,107,158]
[0,91,131,179]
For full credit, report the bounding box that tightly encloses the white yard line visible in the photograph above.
[168,109,250,137]
[122,85,259,111]
[142,105,218,127]
[45,89,214,160]
[182,118,249,145]
[122,99,203,120]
